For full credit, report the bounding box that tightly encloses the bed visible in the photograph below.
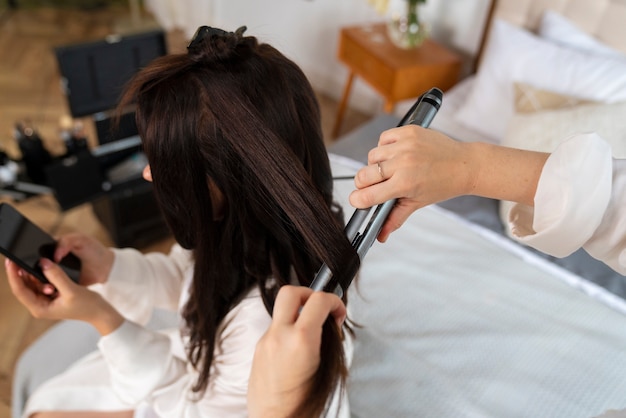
[11,1,626,417]
[331,0,626,417]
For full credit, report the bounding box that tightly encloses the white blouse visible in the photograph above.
[507,132,626,275]
[23,244,351,417]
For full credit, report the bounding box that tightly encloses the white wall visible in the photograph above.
[208,0,492,115]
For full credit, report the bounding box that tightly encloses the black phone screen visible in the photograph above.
[0,203,81,284]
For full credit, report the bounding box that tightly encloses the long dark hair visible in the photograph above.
[117,26,359,416]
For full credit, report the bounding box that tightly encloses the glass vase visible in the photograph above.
[386,0,429,49]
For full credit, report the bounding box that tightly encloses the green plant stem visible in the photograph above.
[407,0,420,47]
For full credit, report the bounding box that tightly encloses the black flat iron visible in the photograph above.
[310,87,443,297]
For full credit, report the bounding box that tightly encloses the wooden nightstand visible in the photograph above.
[332,23,462,138]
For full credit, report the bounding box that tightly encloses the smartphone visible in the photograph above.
[0,202,81,284]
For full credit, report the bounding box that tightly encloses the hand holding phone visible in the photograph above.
[6,255,124,334]
[0,203,81,285]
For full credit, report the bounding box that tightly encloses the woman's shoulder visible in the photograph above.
[219,286,271,338]
[213,286,271,380]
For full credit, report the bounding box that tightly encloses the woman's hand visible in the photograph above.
[349,125,548,242]
[350,125,475,242]
[54,232,115,286]
[5,258,124,336]
[248,285,346,418]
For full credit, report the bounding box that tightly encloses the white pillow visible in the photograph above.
[499,101,626,236]
[455,19,626,143]
[502,101,626,158]
[538,10,625,59]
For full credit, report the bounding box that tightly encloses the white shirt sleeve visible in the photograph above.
[507,132,626,274]
[581,157,626,275]
[97,287,272,417]
[89,243,192,325]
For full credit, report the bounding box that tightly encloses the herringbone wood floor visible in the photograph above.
[0,4,371,417]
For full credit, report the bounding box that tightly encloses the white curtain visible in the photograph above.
[144,0,214,40]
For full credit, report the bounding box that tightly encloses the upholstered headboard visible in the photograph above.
[477,0,626,68]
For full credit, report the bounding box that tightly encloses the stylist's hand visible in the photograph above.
[350,125,475,242]
[5,258,124,336]
[248,285,346,418]
[54,232,115,286]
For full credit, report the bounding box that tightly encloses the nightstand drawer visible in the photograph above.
[338,32,395,97]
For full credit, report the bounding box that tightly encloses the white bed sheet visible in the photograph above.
[330,154,626,418]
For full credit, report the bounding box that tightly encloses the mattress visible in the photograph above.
[328,154,626,418]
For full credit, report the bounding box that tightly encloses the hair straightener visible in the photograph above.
[310,87,443,297]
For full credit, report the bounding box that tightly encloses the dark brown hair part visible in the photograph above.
[117,26,359,417]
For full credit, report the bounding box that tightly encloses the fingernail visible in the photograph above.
[336,314,346,327]
[4,258,9,268]
[39,258,53,270]
[43,285,55,295]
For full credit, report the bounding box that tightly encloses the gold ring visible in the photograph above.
[377,161,384,180]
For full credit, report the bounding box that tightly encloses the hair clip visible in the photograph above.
[187,25,248,50]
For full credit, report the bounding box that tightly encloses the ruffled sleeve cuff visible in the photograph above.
[88,248,156,324]
[88,245,190,324]
[508,133,612,258]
